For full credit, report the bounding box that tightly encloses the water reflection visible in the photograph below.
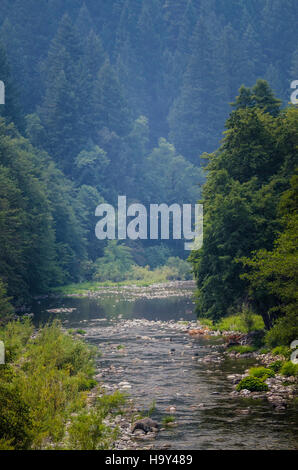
[31,287,298,450]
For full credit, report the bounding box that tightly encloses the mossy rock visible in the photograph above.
[249,367,275,380]
[236,376,269,392]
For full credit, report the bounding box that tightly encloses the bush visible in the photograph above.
[0,320,118,450]
[258,347,270,354]
[165,257,193,280]
[228,345,256,354]
[236,376,269,392]
[0,319,33,362]
[67,409,117,450]
[0,382,33,449]
[271,346,291,360]
[265,312,298,348]
[93,241,134,282]
[268,360,284,373]
[217,314,264,334]
[280,361,298,377]
[162,416,175,426]
[249,367,275,380]
[96,390,126,415]
[198,318,215,329]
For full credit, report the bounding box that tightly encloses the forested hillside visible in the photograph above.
[0,0,297,308]
[0,1,298,452]
[190,81,298,344]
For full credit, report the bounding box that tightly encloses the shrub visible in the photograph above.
[271,346,291,360]
[96,390,126,415]
[265,312,298,348]
[236,376,269,392]
[249,367,275,380]
[258,348,270,354]
[198,318,215,329]
[0,383,33,449]
[217,314,264,334]
[162,416,175,426]
[67,409,117,450]
[228,345,256,354]
[268,360,284,373]
[0,319,33,362]
[280,361,298,377]
[165,257,193,280]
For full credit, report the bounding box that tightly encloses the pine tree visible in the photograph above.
[39,14,86,174]
[168,12,225,163]
[75,2,95,39]
[93,60,132,138]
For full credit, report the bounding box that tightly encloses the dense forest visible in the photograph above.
[0,0,297,338]
[0,0,298,453]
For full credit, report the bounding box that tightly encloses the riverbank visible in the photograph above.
[53,280,196,298]
[80,312,298,449]
[187,326,298,411]
[9,283,297,450]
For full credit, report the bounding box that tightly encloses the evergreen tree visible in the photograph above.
[39,14,86,174]
[190,84,296,323]
[168,12,224,163]
[75,2,95,39]
[93,60,132,138]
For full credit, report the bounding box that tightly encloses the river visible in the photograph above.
[31,282,298,450]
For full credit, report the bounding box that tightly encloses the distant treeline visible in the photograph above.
[0,1,297,308]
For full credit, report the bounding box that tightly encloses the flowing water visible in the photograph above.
[32,282,298,450]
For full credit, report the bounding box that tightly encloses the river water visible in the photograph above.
[32,282,298,450]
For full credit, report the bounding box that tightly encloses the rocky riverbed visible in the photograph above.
[81,317,298,449]
[32,283,298,450]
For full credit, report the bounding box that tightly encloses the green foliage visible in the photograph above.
[231,80,282,116]
[0,279,14,324]
[0,118,87,302]
[271,346,292,360]
[146,399,157,418]
[162,415,175,426]
[228,345,256,354]
[165,257,193,280]
[0,319,33,362]
[198,318,215,329]
[216,313,264,334]
[142,138,204,203]
[242,167,298,337]
[67,409,117,450]
[190,84,297,343]
[96,390,126,415]
[75,329,87,336]
[0,320,122,450]
[268,361,284,373]
[93,241,134,282]
[280,361,298,377]
[265,312,298,348]
[0,382,33,449]
[249,367,275,380]
[236,376,269,392]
